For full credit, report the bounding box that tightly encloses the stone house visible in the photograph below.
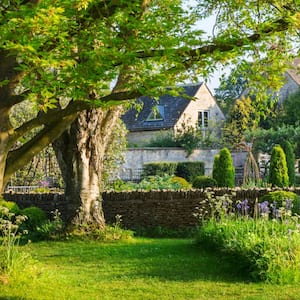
[278,58,300,103]
[121,83,225,146]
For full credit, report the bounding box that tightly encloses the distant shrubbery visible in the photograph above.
[175,162,205,182]
[108,175,191,192]
[142,161,205,183]
[142,162,178,178]
[192,176,217,189]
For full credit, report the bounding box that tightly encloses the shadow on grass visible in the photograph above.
[127,240,251,283]
[0,297,28,300]
[38,238,251,283]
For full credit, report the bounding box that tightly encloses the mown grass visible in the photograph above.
[1,238,300,300]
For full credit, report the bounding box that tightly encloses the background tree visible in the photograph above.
[268,145,289,187]
[222,96,256,149]
[215,68,247,114]
[277,88,300,126]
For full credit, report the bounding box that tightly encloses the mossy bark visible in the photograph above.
[53,106,123,228]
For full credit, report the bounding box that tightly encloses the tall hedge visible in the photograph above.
[175,161,205,182]
[214,148,235,187]
[281,141,295,186]
[268,145,289,187]
[142,162,178,178]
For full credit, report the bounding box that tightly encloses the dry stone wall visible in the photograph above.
[3,188,300,229]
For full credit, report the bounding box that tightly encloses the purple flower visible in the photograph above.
[284,199,293,211]
[236,199,250,216]
[258,201,270,216]
[38,180,49,187]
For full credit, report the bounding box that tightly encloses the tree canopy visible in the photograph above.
[0,0,300,191]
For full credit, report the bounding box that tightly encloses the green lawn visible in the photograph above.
[1,238,300,300]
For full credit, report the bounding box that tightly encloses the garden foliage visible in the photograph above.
[195,192,300,284]
[175,161,205,182]
[260,191,300,215]
[108,175,191,192]
[21,207,47,231]
[142,162,178,178]
[192,176,217,189]
[268,145,289,187]
[142,161,205,183]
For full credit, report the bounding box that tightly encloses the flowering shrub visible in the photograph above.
[195,193,300,284]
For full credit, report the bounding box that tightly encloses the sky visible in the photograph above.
[192,13,230,93]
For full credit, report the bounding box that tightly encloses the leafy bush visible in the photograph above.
[170,176,191,189]
[260,191,300,215]
[138,175,191,191]
[192,176,217,189]
[281,141,296,186]
[174,123,202,156]
[142,162,178,178]
[146,123,202,156]
[21,207,47,230]
[0,200,20,215]
[175,161,205,182]
[268,145,289,187]
[146,131,179,148]
[36,210,65,240]
[107,175,191,191]
[214,148,235,187]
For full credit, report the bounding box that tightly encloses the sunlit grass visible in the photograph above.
[1,238,300,299]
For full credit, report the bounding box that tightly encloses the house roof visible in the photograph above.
[286,58,300,85]
[121,83,203,132]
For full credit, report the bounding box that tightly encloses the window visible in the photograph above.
[198,110,209,128]
[146,105,164,121]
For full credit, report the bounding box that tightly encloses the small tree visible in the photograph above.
[222,96,256,149]
[281,141,296,186]
[268,145,289,187]
[215,148,235,188]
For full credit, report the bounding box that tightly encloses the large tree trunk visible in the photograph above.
[53,106,123,228]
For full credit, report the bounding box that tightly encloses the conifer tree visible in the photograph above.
[268,145,289,187]
[214,148,235,188]
[281,141,295,186]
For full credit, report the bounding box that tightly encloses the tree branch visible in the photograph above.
[4,113,78,182]
[132,17,292,64]
[12,100,89,142]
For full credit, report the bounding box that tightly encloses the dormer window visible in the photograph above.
[146,105,164,121]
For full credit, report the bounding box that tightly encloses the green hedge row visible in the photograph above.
[142,161,205,182]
